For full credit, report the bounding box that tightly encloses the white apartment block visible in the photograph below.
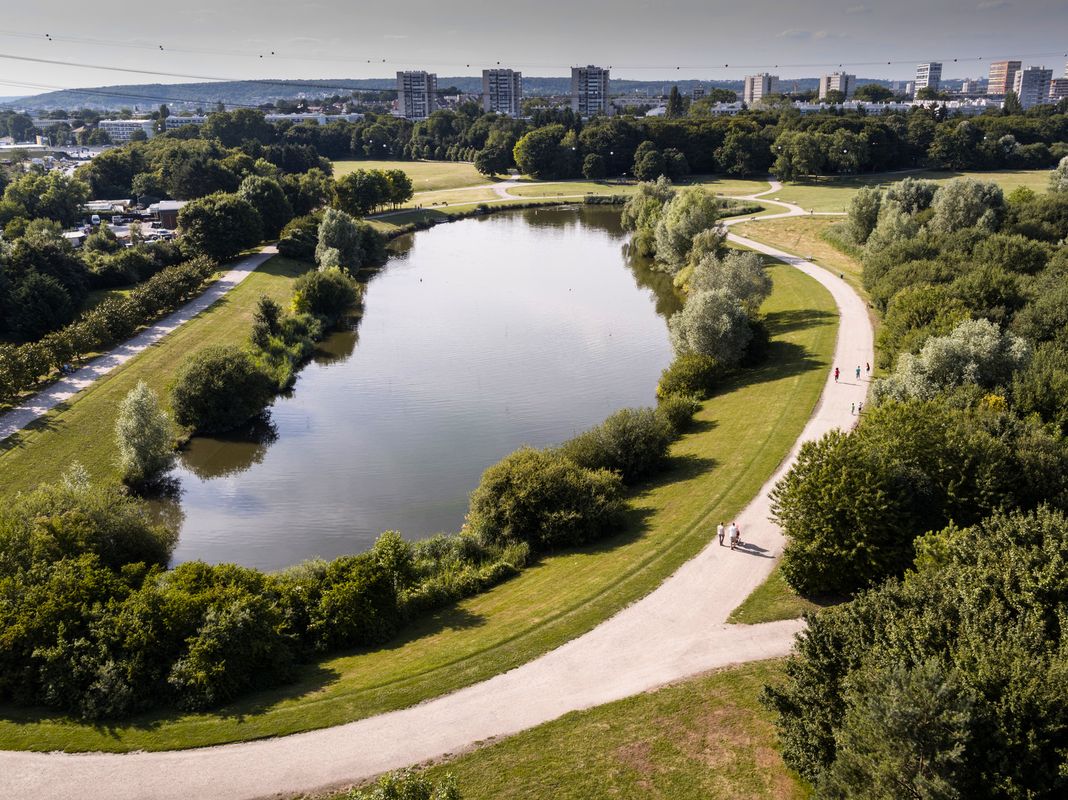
[1050,77,1068,102]
[818,72,856,100]
[571,65,611,116]
[1014,66,1053,109]
[742,73,779,105]
[482,69,523,116]
[396,71,438,120]
[98,118,156,142]
[915,62,942,92]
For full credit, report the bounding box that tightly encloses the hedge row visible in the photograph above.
[0,256,217,407]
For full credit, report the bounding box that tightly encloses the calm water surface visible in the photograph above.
[167,207,679,570]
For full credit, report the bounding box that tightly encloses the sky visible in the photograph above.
[1,0,1067,96]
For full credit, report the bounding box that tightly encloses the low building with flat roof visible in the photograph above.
[99,119,155,142]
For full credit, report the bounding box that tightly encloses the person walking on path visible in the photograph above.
[728,522,739,550]
[717,522,725,546]
[858,401,864,415]
[851,402,855,415]
[865,362,870,375]
[834,367,839,383]
[855,366,861,380]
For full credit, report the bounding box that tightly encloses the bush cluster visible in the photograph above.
[0,472,534,720]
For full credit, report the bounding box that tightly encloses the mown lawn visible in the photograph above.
[332,160,490,191]
[728,565,826,625]
[732,216,867,302]
[0,256,313,493]
[392,660,810,800]
[773,168,1051,212]
[0,260,836,752]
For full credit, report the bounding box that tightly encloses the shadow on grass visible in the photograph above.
[764,308,837,336]
[0,399,73,453]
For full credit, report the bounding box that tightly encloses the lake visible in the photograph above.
[166,206,679,570]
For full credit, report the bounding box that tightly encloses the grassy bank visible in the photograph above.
[506,175,769,199]
[773,168,1050,213]
[0,256,314,494]
[333,160,490,191]
[0,260,836,752]
[363,660,810,800]
[732,216,867,301]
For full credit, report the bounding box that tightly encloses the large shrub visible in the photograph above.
[292,267,361,323]
[668,288,753,366]
[657,353,722,399]
[690,250,772,314]
[178,192,264,261]
[315,207,384,271]
[276,213,321,260]
[467,447,625,552]
[170,345,274,433]
[560,407,675,484]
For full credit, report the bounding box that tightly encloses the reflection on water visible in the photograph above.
[178,417,279,480]
[166,206,678,570]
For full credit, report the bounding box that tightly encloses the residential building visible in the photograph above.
[98,118,155,142]
[818,72,856,100]
[692,86,706,100]
[987,60,1021,96]
[904,81,915,97]
[915,62,942,92]
[571,65,611,116]
[960,78,987,95]
[396,71,438,120]
[1014,66,1053,109]
[166,112,362,131]
[482,69,523,116]
[742,73,779,105]
[1050,77,1068,102]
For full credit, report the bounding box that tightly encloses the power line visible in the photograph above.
[0,52,404,96]
[0,27,1065,73]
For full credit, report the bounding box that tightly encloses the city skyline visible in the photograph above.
[1,0,1067,97]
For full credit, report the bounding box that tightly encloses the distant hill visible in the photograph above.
[2,76,895,112]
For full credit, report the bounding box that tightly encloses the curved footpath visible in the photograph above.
[0,246,278,443]
[1,188,872,800]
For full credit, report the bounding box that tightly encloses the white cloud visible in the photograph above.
[977,0,1012,8]
[777,29,814,40]
[845,4,871,13]
[777,29,846,41]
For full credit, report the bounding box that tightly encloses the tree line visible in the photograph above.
[765,161,1068,797]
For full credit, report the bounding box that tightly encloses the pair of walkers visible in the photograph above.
[717,521,742,550]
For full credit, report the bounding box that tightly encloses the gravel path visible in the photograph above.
[0,189,872,800]
[0,247,278,443]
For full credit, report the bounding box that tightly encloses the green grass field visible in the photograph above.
[773,168,1052,213]
[507,175,769,199]
[333,160,491,191]
[733,216,867,301]
[0,260,836,752]
[398,660,810,800]
[728,565,825,625]
[0,256,313,493]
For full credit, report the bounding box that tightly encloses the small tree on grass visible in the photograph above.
[115,380,174,487]
[292,267,361,323]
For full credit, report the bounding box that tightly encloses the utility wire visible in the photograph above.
[0,27,1066,72]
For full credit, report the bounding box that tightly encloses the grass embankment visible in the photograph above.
[0,261,836,752]
[332,160,490,191]
[0,256,313,493]
[327,660,809,800]
[773,168,1050,212]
